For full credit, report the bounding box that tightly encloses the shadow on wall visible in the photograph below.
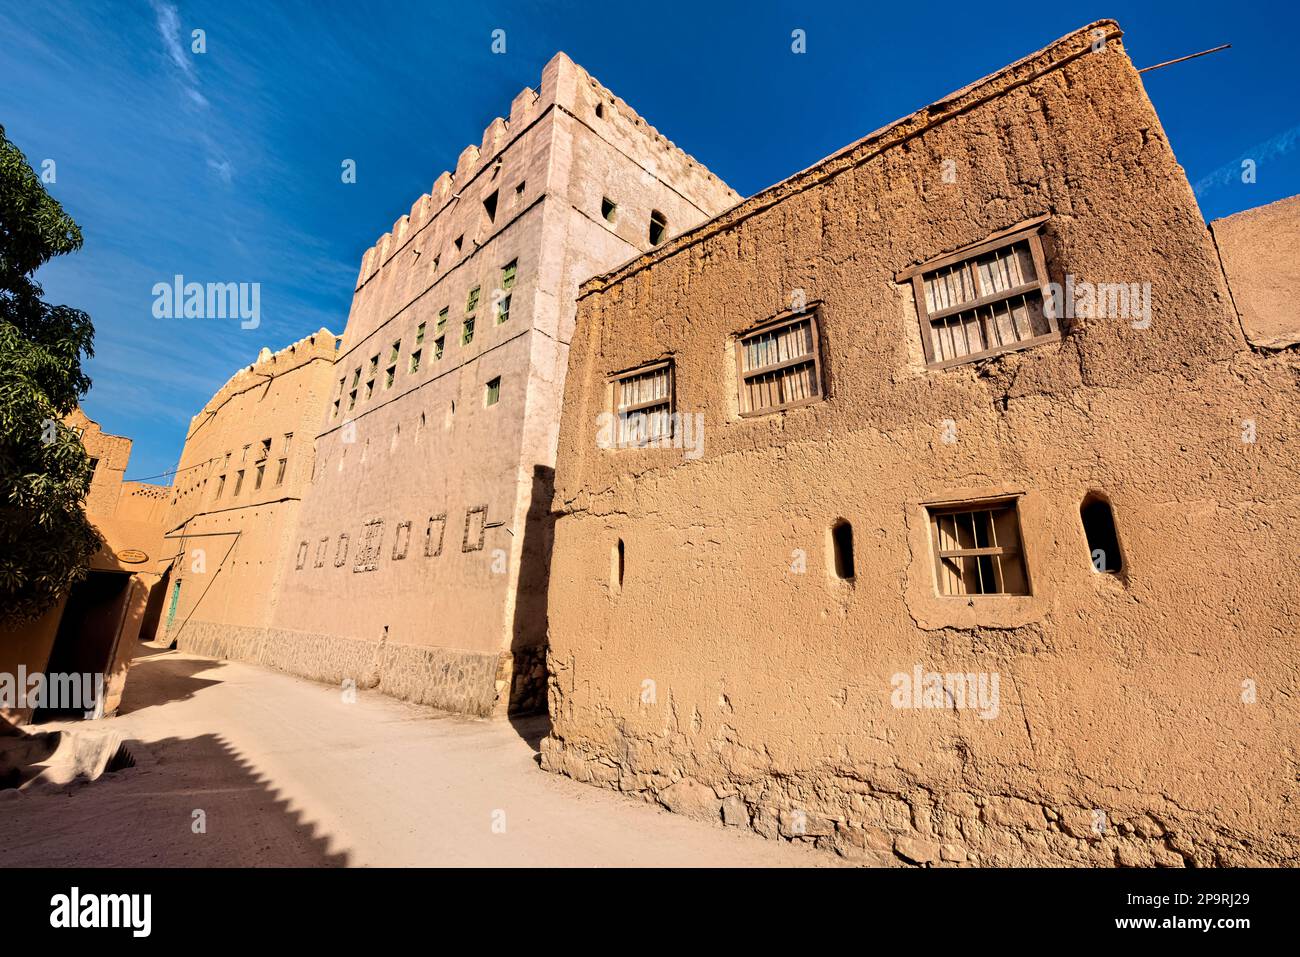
[0,728,350,866]
[508,464,555,749]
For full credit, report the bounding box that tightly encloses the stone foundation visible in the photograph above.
[538,732,1279,868]
[172,621,544,718]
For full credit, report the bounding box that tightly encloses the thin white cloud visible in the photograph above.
[149,0,193,80]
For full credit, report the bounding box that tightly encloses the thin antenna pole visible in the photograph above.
[1138,44,1231,74]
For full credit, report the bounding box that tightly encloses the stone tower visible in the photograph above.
[245,53,739,715]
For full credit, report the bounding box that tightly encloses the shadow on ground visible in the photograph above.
[0,728,350,866]
[116,648,225,717]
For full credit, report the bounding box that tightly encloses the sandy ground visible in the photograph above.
[0,646,829,867]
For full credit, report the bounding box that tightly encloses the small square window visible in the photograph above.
[466,286,480,313]
[436,307,449,334]
[409,349,422,373]
[462,317,475,345]
[928,500,1030,596]
[602,198,617,222]
[737,312,823,415]
[434,336,445,360]
[348,390,357,410]
[385,365,396,388]
[485,376,501,406]
[415,322,426,345]
[389,340,401,363]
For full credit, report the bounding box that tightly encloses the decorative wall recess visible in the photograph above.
[314,537,329,568]
[392,521,412,560]
[295,541,309,570]
[424,513,447,558]
[463,505,489,552]
[333,533,350,568]
[355,519,385,572]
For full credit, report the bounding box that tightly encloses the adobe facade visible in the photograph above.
[541,21,1299,866]
[1210,194,1300,350]
[159,330,341,649]
[1,411,168,726]
[182,53,739,717]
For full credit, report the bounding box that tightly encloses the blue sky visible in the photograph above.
[1,0,1295,480]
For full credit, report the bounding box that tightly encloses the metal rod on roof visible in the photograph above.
[1137,44,1231,74]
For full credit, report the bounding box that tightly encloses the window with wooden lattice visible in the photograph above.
[928,499,1030,596]
[610,360,673,447]
[901,218,1058,368]
[735,311,823,415]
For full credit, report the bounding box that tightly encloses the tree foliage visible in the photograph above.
[0,124,102,624]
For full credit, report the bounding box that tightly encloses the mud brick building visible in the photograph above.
[1,410,169,725]
[541,21,1299,866]
[158,331,341,648]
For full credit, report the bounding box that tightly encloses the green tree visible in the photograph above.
[0,125,101,624]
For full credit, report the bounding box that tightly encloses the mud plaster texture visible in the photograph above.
[541,22,1300,867]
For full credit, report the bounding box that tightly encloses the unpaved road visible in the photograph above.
[0,647,827,867]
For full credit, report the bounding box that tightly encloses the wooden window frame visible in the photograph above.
[734,308,825,417]
[609,359,675,446]
[898,216,1059,369]
[926,497,1030,597]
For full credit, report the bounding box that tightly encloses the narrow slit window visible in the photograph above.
[649,210,667,245]
[737,312,823,415]
[1081,495,1122,573]
[928,501,1029,596]
[612,538,624,591]
[831,520,855,580]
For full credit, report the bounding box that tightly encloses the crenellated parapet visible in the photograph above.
[188,328,340,434]
[352,51,738,293]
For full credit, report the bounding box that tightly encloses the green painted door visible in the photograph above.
[165,579,182,629]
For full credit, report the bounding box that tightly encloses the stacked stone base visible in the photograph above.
[170,620,544,718]
[539,734,1283,867]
